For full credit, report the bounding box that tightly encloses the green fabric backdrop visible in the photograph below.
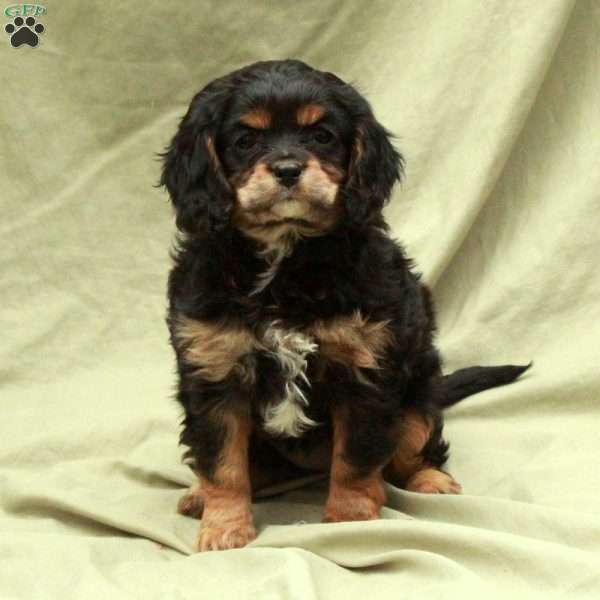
[2,1,600,597]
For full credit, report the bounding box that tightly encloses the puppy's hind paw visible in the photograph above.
[405,468,462,495]
[177,484,204,518]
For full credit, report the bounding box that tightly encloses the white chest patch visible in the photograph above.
[249,233,300,297]
[260,323,319,437]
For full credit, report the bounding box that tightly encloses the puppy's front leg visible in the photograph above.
[323,402,393,523]
[171,315,258,550]
[187,409,255,552]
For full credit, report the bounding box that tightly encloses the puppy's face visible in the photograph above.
[161,60,403,240]
[218,95,353,243]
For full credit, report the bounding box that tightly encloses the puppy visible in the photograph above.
[160,59,529,552]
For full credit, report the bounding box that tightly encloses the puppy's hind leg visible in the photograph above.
[177,480,205,519]
[384,409,462,495]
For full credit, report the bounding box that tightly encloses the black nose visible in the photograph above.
[272,160,304,187]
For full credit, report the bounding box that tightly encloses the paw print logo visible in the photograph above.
[5,16,45,48]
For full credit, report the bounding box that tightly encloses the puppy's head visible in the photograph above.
[161,60,403,240]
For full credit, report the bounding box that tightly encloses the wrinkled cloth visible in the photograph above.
[2,1,600,598]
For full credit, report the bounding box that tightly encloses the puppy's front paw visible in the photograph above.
[323,488,382,522]
[405,468,462,494]
[197,522,256,552]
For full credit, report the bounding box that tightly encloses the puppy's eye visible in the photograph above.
[312,127,334,145]
[235,132,257,150]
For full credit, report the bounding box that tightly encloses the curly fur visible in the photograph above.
[160,59,529,551]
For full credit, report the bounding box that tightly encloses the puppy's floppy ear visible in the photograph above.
[330,80,404,225]
[343,117,404,223]
[160,83,233,234]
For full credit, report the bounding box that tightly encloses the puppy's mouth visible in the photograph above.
[269,196,309,218]
[252,216,315,229]
[236,197,320,230]
[231,158,345,242]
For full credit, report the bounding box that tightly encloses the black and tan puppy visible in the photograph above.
[160,59,529,552]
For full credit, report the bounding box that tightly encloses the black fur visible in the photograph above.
[161,59,529,488]
[440,363,532,408]
[160,79,235,234]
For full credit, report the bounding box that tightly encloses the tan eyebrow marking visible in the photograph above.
[239,108,271,130]
[296,103,326,126]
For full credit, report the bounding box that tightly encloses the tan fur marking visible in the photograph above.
[196,413,256,551]
[232,155,344,245]
[309,311,393,370]
[353,136,363,163]
[319,161,345,184]
[296,103,326,126]
[299,158,340,205]
[347,127,364,181]
[239,108,271,130]
[324,407,385,522]
[385,411,434,486]
[174,316,257,383]
[236,163,278,210]
[405,468,462,495]
[177,481,204,518]
[205,136,220,168]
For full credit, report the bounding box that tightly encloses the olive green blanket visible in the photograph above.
[2,1,600,597]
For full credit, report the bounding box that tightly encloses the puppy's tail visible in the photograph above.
[440,362,532,408]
